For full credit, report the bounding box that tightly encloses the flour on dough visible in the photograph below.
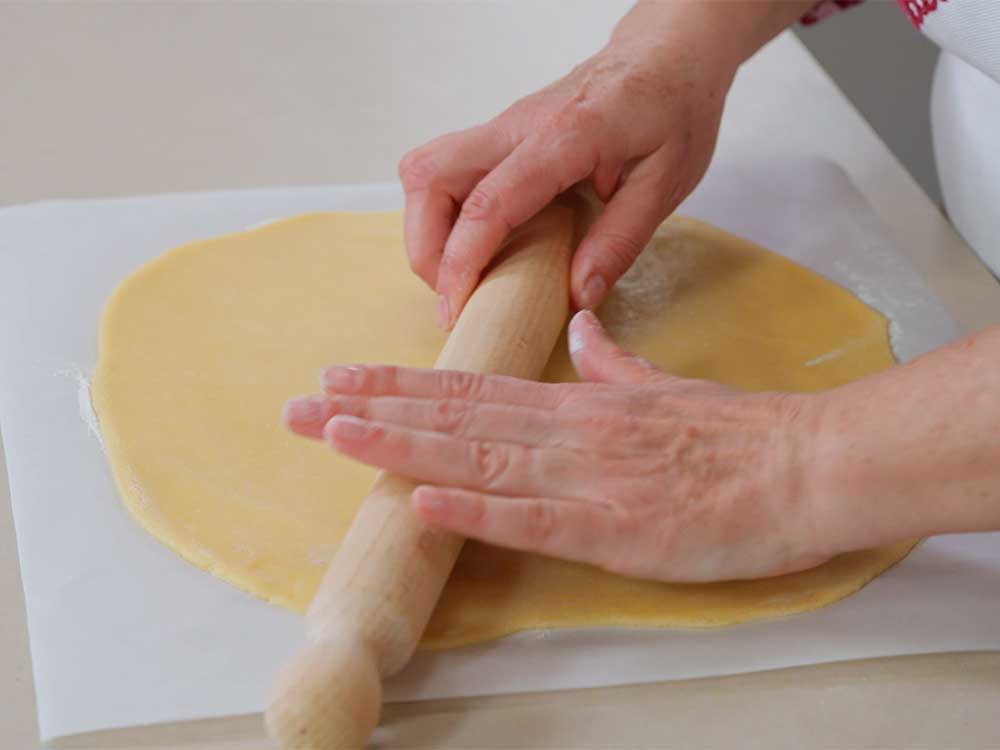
[92,212,916,648]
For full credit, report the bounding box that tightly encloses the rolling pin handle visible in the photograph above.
[267,632,382,750]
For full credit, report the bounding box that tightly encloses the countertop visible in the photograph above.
[2,2,998,748]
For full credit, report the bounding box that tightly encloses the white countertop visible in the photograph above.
[2,2,999,748]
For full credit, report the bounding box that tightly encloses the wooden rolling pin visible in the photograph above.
[266,194,582,749]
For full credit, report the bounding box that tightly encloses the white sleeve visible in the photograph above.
[904,0,1000,83]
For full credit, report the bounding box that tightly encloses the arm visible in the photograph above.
[814,326,1000,553]
[618,0,816,66]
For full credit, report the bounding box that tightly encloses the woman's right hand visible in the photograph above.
[398,0,809,328]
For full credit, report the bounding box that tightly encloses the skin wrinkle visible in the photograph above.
[470,439,514,493]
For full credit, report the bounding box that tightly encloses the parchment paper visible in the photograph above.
[1,158,997,742]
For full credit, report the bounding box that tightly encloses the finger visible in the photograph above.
[590,159,623,203]
[435,133,597,328]
[403,189,456,288]
[413,485,621,569]
[324,415,596,500]
[286,390,575,445]
[399,124,516,289]
[567,311,728,402]
[318,394,574,447]
[283,394,337,439]
[570,154,673,309]
[568,310,666,386]
[320,365,585,409]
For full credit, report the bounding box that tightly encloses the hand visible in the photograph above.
[284,311,831,582]
[398,2,743,328]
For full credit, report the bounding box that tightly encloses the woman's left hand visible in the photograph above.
[284,310,832,582]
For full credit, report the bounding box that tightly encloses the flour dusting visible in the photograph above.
[804,339,865,368]
[245,217,281,231]
[830,259,913,360]
[805,346,848,367]
[77,377,104,448]
[55,367,105,449]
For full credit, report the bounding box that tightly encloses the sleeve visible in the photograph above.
[902,0,1000,83]
[800,0,865,26]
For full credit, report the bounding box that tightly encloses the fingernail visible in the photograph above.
[322,365,363,392]
[580,275,607,309]
[568,327,585,356]
[327,415,370,440]
[283,395,327,424]
[436,295,451,329]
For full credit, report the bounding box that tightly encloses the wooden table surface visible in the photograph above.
[2,3,999,748]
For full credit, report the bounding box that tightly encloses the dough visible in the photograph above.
[92,212,916,648]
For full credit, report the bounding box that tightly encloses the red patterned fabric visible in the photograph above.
[801,0,953,28]
[800,0,865,26]
[896,0,949,28]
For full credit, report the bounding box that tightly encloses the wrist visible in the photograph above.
[806,345,1000,554]
[766,392,855,564]
[802,388,901,557]
[611,0,812,77]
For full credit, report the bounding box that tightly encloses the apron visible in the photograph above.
[932,51,1000,278]
[920,0,1000,277]
[807,0,1000,276]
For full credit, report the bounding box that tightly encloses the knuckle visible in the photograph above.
[571,105,606,138]
[339,365,376,393]
[407,252,435,282]
[398,148,439,192]
[370,365,396,392]
[470,440,512,488]
[525,502,558,546]
[437,245,474,284]
[542,119,594,164]
[431,398,472,433]
[437,370,481,399]
[660,175,694,215]
[460,186,509,229]
[592,230,646,273]
[360,421,386,444]
[545,104,603,151]
[465,493,489,527]
[551,101,590,134]
[406,244,439,284]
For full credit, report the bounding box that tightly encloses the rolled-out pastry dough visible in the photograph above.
[92,212,915,648]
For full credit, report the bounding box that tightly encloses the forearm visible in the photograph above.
[813,327,1000,552]
[610,0,815,74]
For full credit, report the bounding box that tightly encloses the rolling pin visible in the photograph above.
[266,193,583,749]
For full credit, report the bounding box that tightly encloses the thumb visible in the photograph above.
[568,310,666,385]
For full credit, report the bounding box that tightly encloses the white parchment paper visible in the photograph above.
[1,158,997,742]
